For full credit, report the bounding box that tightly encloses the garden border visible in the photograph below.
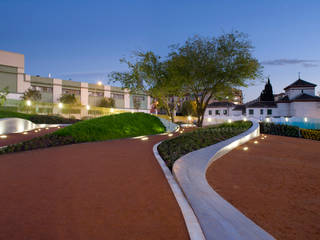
[171,122,275,240]
[153,142,206,240]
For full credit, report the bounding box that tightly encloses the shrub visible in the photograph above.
[259,122,300,137]
[99,97,115,108]
[300,129,320,141]
[158,121,252,170]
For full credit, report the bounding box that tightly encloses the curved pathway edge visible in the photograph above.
[173,122,275,240]
[153,143,206,240]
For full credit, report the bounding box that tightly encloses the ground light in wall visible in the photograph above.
[243,146,249,151]
[26,100,32,106]
[86,105,90,110]
[0,135,7,139]
[254,140,258,144]
[187,116,192,121]
[228,119,232,123]
[208,117,212,122]
[58,102,63,109]
[243,117,247,121]
[304,117,308,122]
[265,117,270,123]
[285,117,289,122]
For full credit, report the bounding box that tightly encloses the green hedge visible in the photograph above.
[0,110,79,124]
[259,122,300,137]
[158,121,252,170]
[300,128,320,141]
[259,122,320,141]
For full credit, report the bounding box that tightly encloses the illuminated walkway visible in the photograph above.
[207,135,320,240]
[0,133,189,240]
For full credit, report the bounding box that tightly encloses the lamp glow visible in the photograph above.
[141,137,149,141]
[243,117,247,121]
[243,146,248,151]
[168,133,173,137]
[285,117,289,122]
[0,135,7,139]
[254,141,258,144]
[110,108,114,113]
[304,117,308,122]
[23,132,28,135]
[86,105,90,110]
[187,116,192,121]
[266,118,270,122]
[58,102,63,109]
[97,81,102,86]
[228,119,232,123]
[26,100,32,106]
[208,117,212,122]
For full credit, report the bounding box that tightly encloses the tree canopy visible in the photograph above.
[21,88,41,102]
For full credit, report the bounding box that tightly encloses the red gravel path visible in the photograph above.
[0,132,189,240]
[0,127,62,147]
[207,135,320,240]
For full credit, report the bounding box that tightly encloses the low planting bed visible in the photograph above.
[260,122,320,141]
[0,112,165,154]
[158,121,252,170]
[0,110,79,124]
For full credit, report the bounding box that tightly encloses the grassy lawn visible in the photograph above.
[0,110,79,124]
[1,112,165,154]
[158,121,252,170]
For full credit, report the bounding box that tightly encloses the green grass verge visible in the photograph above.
[0,110,79,124]
[158,121,252,170]
[0,112,165,154]
[54,112,166,142]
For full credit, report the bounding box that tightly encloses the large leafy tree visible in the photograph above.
[169,32,262,126]
[109,51,186,122]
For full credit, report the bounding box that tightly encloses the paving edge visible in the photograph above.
[172,122,276,240]
[153,143,206,240]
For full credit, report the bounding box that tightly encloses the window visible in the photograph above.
[111,93,124,100]
[260,109,264,115]
[267,109,272,115]
[249,109,254,115]
[32,86,53,93]
[223,110,228,115]
[89,91,103,97]
[208,110,212,115]
[215,110,220,115]
[62,88,80,95]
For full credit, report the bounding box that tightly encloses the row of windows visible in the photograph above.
[248,109,272,115]
[208,110,228,116]
[32,86,53,93]
[88,91,104,97]
[111,93,124,100]
[62,88,80,95]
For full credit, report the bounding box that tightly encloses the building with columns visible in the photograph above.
[0,49,151,111]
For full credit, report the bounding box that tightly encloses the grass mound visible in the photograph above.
[158,121,252,170]
[54,112,165,142]
[0,112,165,154]
[0,110,79,124]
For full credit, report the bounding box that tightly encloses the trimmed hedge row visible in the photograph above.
[158,121,252,170]
[0,110,79,124]
[0,134,78,154]
[259,122,299,137]
[259,122,320,141]
[300,128,320,141]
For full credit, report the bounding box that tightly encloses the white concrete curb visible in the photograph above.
[153,143,206,240]
[173,122,275,240]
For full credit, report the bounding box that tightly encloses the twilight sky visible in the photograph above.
[1,0,319,101]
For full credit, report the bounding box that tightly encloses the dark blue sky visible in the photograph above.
[1,0,320,101]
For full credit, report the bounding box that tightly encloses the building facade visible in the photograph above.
[0,50,151,111]
[205,78,320,121]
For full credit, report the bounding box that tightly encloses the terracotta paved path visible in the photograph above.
[0,133,189,240]
[207,135,320,240]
